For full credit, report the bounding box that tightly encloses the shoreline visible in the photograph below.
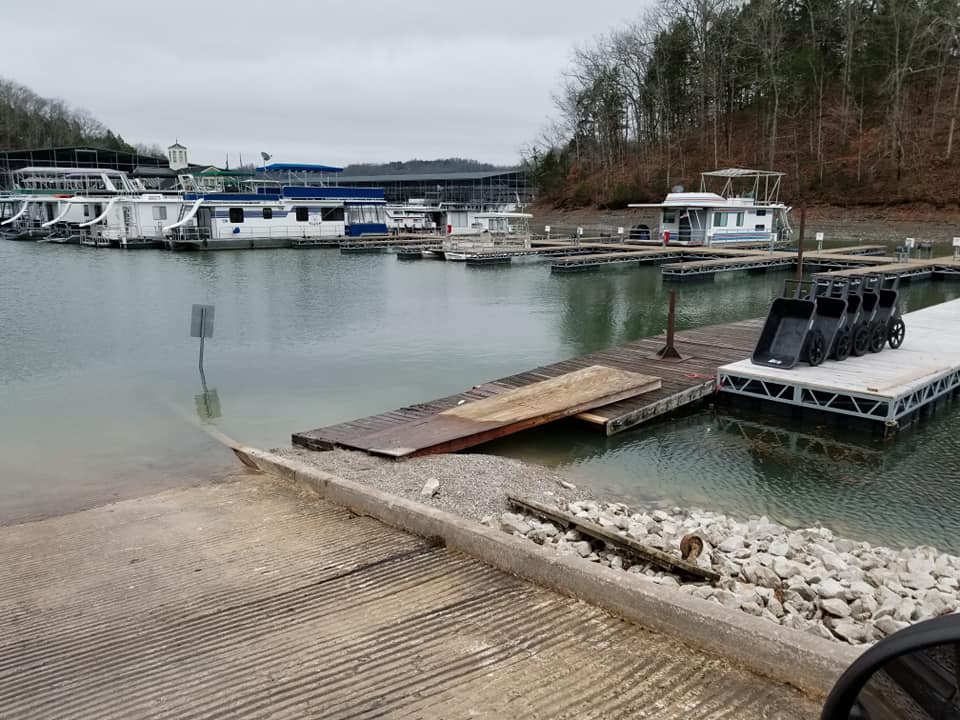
[278,447,959,647]
[533,205,960,244]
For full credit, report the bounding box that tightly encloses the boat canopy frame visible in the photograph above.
[700,169,784,206]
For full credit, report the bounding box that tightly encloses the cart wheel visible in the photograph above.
[868,323,886,353]
[852,325,869,356]
[833,329,852,361]
[807,329,826,366]
[888,318,905,349]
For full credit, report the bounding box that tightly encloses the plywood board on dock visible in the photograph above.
[331,366,660,458]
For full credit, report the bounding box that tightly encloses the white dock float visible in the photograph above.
[717,299,960,429]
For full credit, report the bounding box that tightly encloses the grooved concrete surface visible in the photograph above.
[0,475,821,719]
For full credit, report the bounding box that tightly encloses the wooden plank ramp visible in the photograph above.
[293,317,764,453]
[328,366,660,458]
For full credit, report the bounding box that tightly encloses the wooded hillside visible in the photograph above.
[0,76,164,157]
[526,0,960,208]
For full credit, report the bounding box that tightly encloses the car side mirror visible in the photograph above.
[822,614,960,719]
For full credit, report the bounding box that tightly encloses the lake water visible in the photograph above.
[2,239,960,550]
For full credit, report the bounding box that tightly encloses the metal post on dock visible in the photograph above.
[656,290,682,360]
[795,206,806,279]
[953,237,960,261]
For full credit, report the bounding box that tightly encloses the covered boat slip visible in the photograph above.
[718,299,960,428]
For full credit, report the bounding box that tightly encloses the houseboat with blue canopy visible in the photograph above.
[628,169,792,246]
[162,184,388,249]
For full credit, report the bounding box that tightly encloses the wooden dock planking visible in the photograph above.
[294,317,765,452]
[816,244,887,256]
[331,366,661,458]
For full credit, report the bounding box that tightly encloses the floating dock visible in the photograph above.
[324,366,661,458]
[293,317,763,452]
[718,299,960,431]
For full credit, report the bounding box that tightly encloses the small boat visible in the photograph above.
[629,169,791,246]
[385,200,442,234]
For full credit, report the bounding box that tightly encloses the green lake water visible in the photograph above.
[2,239,959,550]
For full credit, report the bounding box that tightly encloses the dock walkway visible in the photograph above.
[294,317,763,452]
[719,299,960,430]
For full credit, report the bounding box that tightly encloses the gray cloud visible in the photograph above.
[3,0,648,165]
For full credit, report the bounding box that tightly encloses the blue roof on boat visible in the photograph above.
[183,186,385,202]
[281,186,384,200]
[256,163,344,173]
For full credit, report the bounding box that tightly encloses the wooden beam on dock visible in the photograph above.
[507,494,720,582]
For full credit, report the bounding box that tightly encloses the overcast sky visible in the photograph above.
[2,1,647,167]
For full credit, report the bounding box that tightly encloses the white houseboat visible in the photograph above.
[441,210,533,260]
[0,167,146,242]
[385,200,442,233]
[629,169,791,246]
[162,185,388,250]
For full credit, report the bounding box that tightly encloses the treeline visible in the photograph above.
[527,0,960,207]
[341,158,513,176]
[0,76,164,157]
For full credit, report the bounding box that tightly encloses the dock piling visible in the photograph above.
[656,290,683,360]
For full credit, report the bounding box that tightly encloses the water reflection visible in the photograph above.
[2,239,960,547]
[486,398,960,552]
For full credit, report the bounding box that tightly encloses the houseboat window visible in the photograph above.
[361,205,383,224]
[755,224,766,231]
[663,211,677,224]
[756,209,767,216]
[347,206,366,224]
[715,211,746,227]
[229,207,244,223]
[322,207,344,221]
[152,206,167,221]
[83,205,90,218]
[295,207,309,222]
[262,208,273,220]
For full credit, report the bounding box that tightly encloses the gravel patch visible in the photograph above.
[273,447,592,523]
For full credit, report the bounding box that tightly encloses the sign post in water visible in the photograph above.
[191,304,215,381]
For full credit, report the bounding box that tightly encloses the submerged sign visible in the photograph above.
[191,305,215,338]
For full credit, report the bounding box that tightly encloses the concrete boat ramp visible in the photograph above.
[0,469,826,719]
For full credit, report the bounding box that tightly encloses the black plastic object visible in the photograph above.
[819,279,855,361]
[810,284,847,362]
[850,279,879,356]
[871,275,906,350]
[821,614,960,719]
[752,281,823,369]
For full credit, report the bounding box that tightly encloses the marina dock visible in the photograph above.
[296,296,960,455]
[294,316,763,452]
[718,298,960,432]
